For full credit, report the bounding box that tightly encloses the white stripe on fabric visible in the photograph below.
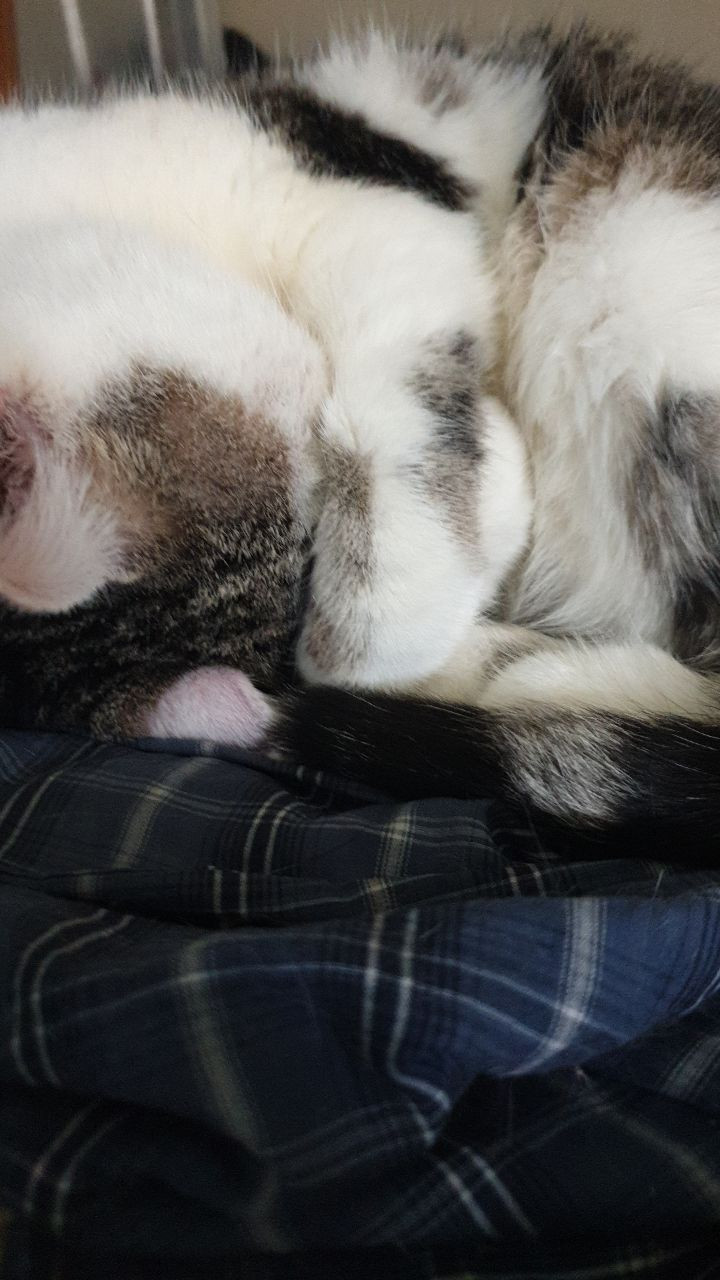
[461,1144,535,1234]
[11,910,107,1085]
[436,1159,497,1237]
[242,791,290,872]
[0,743,90,859]
[31,916,133,1087]
[52,1113,125,1234]
[22,1102,102,1218]
[387,914,450,1116]
[362,915,384,1063]
[116,757,210,867]
[513,898,604,1073]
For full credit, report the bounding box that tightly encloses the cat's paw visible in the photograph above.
[144,666,275,747]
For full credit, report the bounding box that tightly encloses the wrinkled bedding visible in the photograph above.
[1,730,720,1278]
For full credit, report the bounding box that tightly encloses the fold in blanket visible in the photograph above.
[0,731,719,1278]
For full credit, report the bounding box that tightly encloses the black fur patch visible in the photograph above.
[248,84,472,211]
[535,715,720,865]
[274,686,505,799]
[274,687,720,867]
[224,29,270,77]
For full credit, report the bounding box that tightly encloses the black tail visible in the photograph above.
[275,687,720,865]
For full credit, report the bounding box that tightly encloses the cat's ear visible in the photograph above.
[0,393,125,613]
[223,28,270,76]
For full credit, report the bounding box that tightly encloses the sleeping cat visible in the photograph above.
[4,26,720,857]
[0,41,531,734]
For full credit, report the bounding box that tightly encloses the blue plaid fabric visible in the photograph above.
[1,730,720,1278]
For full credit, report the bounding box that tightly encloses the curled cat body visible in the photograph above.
[0,40,535,735]
[0,220,325,738]
[4,26,720,858]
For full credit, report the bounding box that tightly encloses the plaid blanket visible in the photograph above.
[1,731,720,1279]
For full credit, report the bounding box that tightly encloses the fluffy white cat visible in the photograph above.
[2,26,720,855]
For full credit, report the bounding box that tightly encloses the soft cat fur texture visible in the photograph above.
[4,26,720,857]
[275,26,720,858]
[0,221,323,737]
[0,39,533,736]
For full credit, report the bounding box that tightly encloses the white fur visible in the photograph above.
[0,221,326,450]
[506,183,720,643]
[482,642,720,722]
[477,396,531,588]
[294,191,501,684]
[410,621,720,725]
[301,31,547,237]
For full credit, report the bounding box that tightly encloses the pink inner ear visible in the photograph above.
[0,389,125,614]
[144,666,275,747]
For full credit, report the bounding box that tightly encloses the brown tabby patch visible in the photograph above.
[0,365,309,737]
[301,441,373,676]
[320,440,373,585]
[515,26,720,234]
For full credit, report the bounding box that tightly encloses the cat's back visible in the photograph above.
[0,89,290,269]
[0,31,549,259]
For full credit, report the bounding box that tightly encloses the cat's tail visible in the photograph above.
[274,640,720,864]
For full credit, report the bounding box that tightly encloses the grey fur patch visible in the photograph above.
[413,331,483,458]
[301,442,374,677]
[627,389,720,667]
[483,628,558,681]
[410,331,485,551]
[500,710,630,823]
[300,605,366,678]
[415,44,471,114]
[320,442,373,582]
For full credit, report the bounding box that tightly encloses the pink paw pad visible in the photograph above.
[144,666,275,747]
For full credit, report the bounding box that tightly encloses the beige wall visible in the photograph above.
[221,0,720,79]
[16,0,146,90]
[15,2,720,92]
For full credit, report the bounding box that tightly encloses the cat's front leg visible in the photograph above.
[292,192,530,688]
[300,390,530,689]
